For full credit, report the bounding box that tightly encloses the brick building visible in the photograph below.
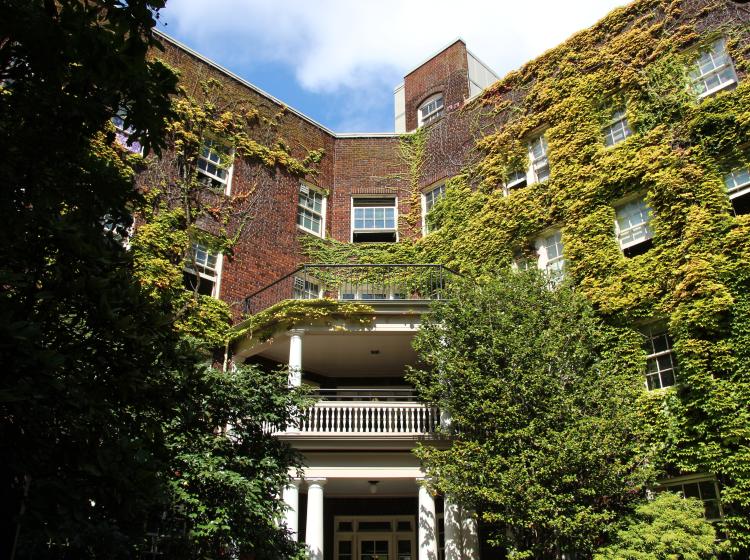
[136,0,750,558]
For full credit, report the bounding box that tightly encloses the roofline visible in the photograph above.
[154,29,386,139]
[402,37,466,80]
[393,37,499,92]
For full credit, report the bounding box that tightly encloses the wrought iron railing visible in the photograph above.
[243,263,458,315]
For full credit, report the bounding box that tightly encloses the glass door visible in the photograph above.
[359,536,390,560]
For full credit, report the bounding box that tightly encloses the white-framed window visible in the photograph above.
[297,183,326,237]
[724,167,750,215]
[292,276,321,300]
[101,213,134,247]
[505,169,528,193]
[643,329,677,390]
[603,108,632,147]
[528,134,550,184]
[422,182,446,234]
[112,110,143,154]
[183,242,222,297]
[352,197,398,243]
[690,37,738,99]
[615,197,654,256]
[197,139,234,193]
[536,230,564,281]
[658,475,723,521]
[339,285,406,301]
[418,93,444,128]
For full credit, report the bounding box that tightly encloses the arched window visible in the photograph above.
[417,93,444,127]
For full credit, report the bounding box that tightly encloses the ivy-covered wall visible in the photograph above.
[298,0,750,551]
[151,0,750,551]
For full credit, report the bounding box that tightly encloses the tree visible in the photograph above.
[593,492,718,560]
[0,2,307,558]
[408,271,654,559]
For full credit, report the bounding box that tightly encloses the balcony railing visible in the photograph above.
[243,263,458,315]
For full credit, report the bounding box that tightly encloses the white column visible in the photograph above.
[444,496,479,560]
[305,478,326,560]
[282,479,301,541]
[288,329,304,387]
[418,479,439,560]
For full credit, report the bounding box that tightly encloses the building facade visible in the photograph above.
[139,0,750,558]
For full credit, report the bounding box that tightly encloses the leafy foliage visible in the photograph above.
[408,272,653,559]
[0,1,307,558]
[593,492,718,560]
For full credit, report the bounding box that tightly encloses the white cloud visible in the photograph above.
[162,0,628,94]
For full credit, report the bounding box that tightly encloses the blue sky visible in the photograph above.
[157,0,627,133]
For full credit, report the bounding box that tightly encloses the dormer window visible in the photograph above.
[528,134,550,184]
[197,139,234,193]
[690,37,738,99]
[418,94,444,128]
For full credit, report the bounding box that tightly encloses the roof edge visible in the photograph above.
[153,29,345,137]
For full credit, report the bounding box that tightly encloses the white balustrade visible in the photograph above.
[269,401,439,436]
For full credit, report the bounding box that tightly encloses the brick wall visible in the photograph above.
[403,40,470,133]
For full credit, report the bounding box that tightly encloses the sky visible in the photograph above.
[157,0,628,133]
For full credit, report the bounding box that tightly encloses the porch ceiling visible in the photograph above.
[254,331,419,378]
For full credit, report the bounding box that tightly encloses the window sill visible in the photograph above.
[621,237,654,258]
[297,224,325,238]
[697,79,737,100]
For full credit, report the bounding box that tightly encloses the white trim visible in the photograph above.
[213,253,224,299]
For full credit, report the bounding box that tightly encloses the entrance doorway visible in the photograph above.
[334,516,415,560]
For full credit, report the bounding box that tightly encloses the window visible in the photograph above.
[659,476,722,521]
[352,197,397,243]
[197,139,233,192]
[112,110,143,154]
[615,198,653,257]
[101,213,134,247]
[184,243,221,297]
[603,109,632,147]
[724,167,750,215]
[528,134,550,183]
[422,182,446,234]
[418,94,444,128]
[644,330,677,390]
[293,277,321,300]
[536,230,564,281]
[297,183,326,237]
[505,169,528,192]
[690,37,738,98]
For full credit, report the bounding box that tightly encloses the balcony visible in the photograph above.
[268,390,440,440]
[243,263,458,315]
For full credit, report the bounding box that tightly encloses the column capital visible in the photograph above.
[306,477,327,488]
[287,478,303,488]
[287,328,305,337]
